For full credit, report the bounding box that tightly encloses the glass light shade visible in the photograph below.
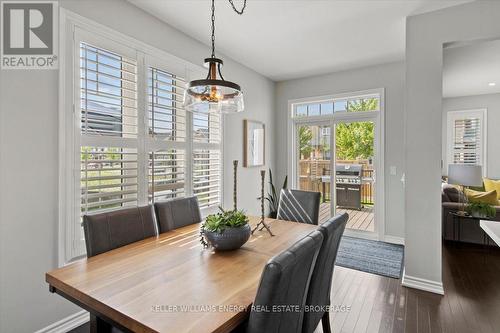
[184,82,244,113]
[184,57,244,114]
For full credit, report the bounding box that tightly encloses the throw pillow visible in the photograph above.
[483,178,500,200]
[442,183,466,203]
[464,188,499,205]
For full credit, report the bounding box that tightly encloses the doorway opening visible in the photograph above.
[290,89,384,239]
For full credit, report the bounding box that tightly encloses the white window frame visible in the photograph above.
[58,9,223,265]
[286,88,385,241]
[446,109,487,176]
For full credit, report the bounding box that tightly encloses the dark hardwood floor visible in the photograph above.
[69,242,500,333]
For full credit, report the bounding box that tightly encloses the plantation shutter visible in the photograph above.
[80,43,138,138]
[452,118,481,164]
[148,67,186,141]
[193,149,221,208]
[68,29,224,262]
[448,110,485,168]
[449,112,484,165]
[78,42,139,256]
[192,111,222,209]
[147,66,188,203]
[148,150,186,202]
[80,147,139,214]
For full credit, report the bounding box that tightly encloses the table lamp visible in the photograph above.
[447,164,483,216]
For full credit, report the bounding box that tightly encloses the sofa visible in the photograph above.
[442,183,500,245]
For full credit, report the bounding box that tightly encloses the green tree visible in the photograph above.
[298,126,313,158]
[348,98,379,112]
[336,122,374,160]
[334,98,377,160]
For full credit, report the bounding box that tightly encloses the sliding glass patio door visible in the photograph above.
[334,120,376,233]
[290,90,383,239]
[296,123,333,224]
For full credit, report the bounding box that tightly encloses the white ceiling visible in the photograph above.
[128,0,471,81]
[443,39,500,98]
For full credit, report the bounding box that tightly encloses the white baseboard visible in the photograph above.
[401,272,444,295]
[384,235,405,245]
[35,310,89,333]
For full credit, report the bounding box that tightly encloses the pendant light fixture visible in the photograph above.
[184,0,246,114]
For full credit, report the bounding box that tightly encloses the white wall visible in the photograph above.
[442,93,500,179]
[0,0,275,331]
[404,1,500,293]
[275,62,406,239]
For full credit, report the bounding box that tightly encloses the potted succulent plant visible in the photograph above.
[200,207,251,251]
[466,202,496,218]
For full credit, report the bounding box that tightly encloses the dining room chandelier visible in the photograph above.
[183,0,247,114]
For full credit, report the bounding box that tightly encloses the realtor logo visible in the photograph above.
[1,1,58,69]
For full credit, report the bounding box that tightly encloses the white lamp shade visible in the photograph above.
[448,164,483,186]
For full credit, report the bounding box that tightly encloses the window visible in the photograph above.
[447,109,486,172]
[147,67,188,203]
[148,149,185,202]
[320,103,333,115]
[80,43,138,138]
[148,67,186,141]
[347,97,379,112]
[80,42,139,227]
[63,24,222,262]
[292,94,379,118]
[193,149,221,208]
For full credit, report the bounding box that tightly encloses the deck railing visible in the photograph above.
[298,159,374,204]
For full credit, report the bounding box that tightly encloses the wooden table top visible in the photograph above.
[46,217,317,333]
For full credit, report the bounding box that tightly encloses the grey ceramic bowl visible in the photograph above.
[204,224,251,251]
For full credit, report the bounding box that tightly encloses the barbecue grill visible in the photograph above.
[336,164,362,210]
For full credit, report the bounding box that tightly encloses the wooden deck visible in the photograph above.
[319,202,374,232]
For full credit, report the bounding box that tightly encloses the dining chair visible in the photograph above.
[154,196,202,233]
[276,189,321,225]
[82,205,157,257]
[302,212,348,333]
[245,230,324,333]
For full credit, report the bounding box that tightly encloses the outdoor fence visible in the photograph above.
[298,159,374,204]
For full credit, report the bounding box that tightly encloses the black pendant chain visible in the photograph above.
[211,0,216,57]
[210,0,247,58]
[229,0,247,15]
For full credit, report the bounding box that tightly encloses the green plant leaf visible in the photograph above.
[202,208,249,233]
[466,202,496,217]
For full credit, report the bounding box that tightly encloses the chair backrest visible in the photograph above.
[247,230,324,333]
[302,213,348,333]
[154,196,202,233]
[277,189,321,225]
[83,205,157,257]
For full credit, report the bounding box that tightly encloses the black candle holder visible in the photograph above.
[252,169,274,236]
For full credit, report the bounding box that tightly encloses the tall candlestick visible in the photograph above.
[233,160,238,211]
[252,169,274,236]
[261,169,265,222]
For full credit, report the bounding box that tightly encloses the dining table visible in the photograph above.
[45,216,317,333]
[480,219,500,246]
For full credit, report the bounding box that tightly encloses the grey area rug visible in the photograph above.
[335,236,404,279]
